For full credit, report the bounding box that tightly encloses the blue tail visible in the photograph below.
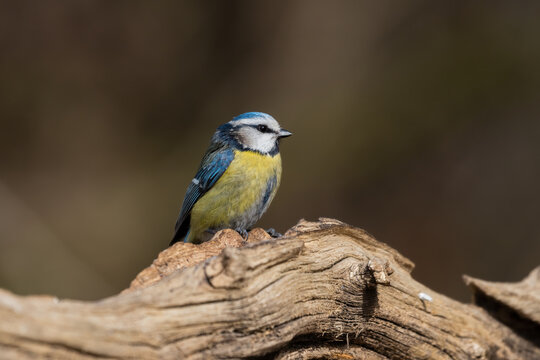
[169,214,190,246]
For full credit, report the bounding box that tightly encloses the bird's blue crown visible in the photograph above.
[231,112,273,122]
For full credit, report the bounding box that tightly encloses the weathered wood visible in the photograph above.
[464,267,540,348]
[0,218,538,359]
[125,228,271,293]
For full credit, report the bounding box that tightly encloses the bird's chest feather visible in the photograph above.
[222,150,281,193]
[191,150,281,228]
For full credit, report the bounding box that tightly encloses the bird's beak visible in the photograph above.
[278,129,292,138]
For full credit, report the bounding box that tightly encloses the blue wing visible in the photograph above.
[170,144,235,245]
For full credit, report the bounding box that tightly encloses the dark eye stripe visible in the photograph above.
[249,124,277,134]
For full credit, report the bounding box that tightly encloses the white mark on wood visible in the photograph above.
[418,292,433,302]
[464,341,487,358]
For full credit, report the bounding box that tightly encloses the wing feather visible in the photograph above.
[170,144,235,245]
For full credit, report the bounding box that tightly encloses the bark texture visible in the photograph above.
[0,218,538,359]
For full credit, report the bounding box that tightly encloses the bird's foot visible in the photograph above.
[235,228,249,240]
[265,228,282,238]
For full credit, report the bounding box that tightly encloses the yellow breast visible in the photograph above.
[188,150,282,242]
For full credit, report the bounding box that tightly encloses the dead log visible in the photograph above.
[0,218,538,359]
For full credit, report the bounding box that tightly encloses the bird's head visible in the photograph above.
[217,112,292,155]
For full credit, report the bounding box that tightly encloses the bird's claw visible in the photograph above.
[265,228,282,238]
[235,228,249,240]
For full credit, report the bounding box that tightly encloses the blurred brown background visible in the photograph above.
[0,1,539,301]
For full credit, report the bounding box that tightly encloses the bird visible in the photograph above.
[170,112,292,245]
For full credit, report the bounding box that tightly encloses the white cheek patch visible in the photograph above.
[237,127,277,153]
[249,133,277,153]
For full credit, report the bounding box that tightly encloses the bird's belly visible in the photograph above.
[190,150,281,237]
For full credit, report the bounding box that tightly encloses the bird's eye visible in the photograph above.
[257,124,269,133]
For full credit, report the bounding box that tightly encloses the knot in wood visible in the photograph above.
[204,247,248,289]
[366,258,392,286]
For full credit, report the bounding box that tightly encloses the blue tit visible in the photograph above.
[170,112,292,245]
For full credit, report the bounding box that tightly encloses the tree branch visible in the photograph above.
[0,218,538,359]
